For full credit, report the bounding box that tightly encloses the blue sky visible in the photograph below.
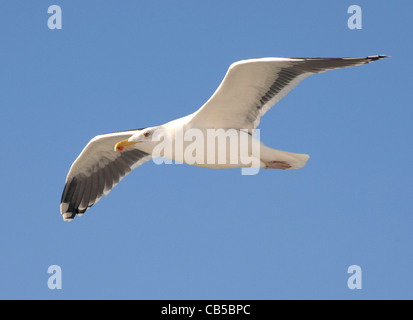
[0,0,412,299]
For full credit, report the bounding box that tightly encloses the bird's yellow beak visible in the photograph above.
[114,139,137,152]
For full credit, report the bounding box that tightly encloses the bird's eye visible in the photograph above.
[144,131,150,138]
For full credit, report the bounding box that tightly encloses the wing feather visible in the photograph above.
[190,56,387,130]
[60,131,151,221]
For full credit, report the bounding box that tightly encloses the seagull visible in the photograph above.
[60,55,387,221]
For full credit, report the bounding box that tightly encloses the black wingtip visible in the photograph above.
[366,55,389,62]
[62,211,75,221]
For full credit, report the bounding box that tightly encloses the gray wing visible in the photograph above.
[60,131,151,221]
[190,56,387,130]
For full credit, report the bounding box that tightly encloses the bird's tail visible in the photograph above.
[260,145,310,170]
[287,152,310,170]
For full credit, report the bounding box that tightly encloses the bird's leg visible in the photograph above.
[264,161,292,170]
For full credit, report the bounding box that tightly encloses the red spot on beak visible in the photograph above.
[118,146,124,151]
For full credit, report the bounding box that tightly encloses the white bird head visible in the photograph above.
[114,126,166,153]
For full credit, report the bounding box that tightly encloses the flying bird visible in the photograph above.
[60,55,387,221]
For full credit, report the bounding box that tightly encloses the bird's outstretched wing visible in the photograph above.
[60,131,151,221]
[190,56,387,130]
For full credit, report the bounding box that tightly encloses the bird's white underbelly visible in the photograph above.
[151,128,263,169]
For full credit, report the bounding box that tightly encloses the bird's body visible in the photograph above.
[61,55,387,221]
[130,118,308,170]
